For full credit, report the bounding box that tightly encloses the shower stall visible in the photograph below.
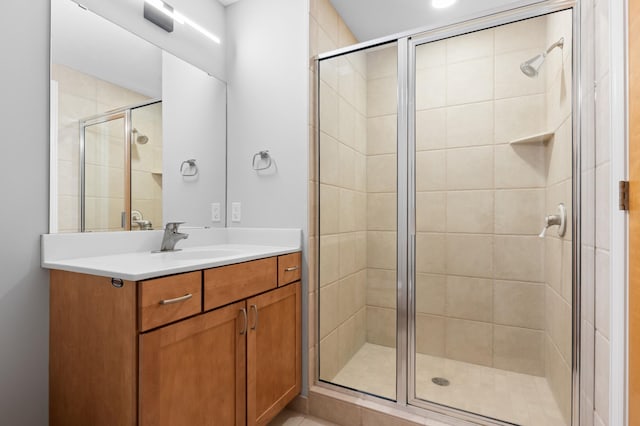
[316,3,579,426]
[80,100,163,232]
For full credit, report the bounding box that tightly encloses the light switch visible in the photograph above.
[211,203,221,222]
[231,202,241,223]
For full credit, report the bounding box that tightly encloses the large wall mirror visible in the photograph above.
[50,0,226,233]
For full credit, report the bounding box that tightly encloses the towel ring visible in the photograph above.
[252,150,272,171]
[180,159,198,176]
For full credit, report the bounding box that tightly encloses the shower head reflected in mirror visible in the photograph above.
[132,128,149,144]
[520,37,564,78]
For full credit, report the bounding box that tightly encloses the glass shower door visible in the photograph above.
[318,41,398,400]
[316,7,576,426]
[81,113,129,232]
[411,11,573,426]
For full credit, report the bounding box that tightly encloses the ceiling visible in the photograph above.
[329,0,543,42]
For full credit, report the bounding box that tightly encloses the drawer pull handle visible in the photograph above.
[285,266,299,272]
[240,308,248,335]
[159,293,193,305]
[250,304,258,330]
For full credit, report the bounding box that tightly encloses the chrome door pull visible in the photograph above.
[250,304,258,330]
[240,308,248,335]
[285,266,299,272]
[159,293,192,305]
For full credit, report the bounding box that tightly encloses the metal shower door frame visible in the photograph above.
[79,110,130,232]
[315,1,582,425]
[404,1,581,425]
[79,99,161,232]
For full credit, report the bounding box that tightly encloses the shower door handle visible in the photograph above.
[409,233,415,264]
[121,211,126,229]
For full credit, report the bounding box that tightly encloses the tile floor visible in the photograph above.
[331,343,567,426]
[268,409,338,425]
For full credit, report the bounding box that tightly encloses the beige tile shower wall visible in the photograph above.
[131,103,163,230]
[364,44,398,349]
[52,64,150,232]
[543,10,574,424]
[83,120,126,231]
[364,17,552,377]
[312,0,368,381]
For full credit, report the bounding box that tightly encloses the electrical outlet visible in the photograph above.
[231,202,241,222]
[211,203,221,222]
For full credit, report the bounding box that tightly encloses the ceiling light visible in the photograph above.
[181,16,221,44]
[144,0,220,44]
[431,0,457,9]
[145,0,183,24]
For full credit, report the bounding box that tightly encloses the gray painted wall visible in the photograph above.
[0,0,310,421]
[225,0,308,232]
[162,51,227,226]
[225,0,309,391]
[0,1,50,424]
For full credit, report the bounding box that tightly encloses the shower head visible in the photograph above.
[520,53,546,77]
[520,37,564,78]
[132,128,149,144]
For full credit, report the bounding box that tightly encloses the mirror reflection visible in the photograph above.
[51,0,226,232]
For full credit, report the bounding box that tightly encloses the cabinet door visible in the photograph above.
[247,282,301,426]
[140,301,247,426]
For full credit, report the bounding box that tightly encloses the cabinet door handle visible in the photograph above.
[159,293,192,305]
[285,266,299,272]
[239,308,248,335]
[250,304,258,330]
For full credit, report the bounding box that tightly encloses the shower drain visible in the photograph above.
[431,377,450,386]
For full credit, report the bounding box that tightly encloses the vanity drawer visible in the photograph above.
[204,258,277,311]
[139,271,202,332]
[278,252,301,286]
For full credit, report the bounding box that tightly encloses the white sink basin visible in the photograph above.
[158,248,243,260]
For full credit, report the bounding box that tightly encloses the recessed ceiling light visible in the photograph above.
[432,0,457,9]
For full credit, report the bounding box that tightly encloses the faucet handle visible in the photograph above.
[165,221,185,232]
[537,204,567,239]
[538,224,548,238]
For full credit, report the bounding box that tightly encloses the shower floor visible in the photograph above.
[331,343,567,426]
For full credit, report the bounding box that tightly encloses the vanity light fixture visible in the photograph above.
[144,0,221,44]
[431,0,457,9]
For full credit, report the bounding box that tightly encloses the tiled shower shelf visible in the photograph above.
[509,131,554,145]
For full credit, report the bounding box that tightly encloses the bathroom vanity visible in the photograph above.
[44,229,302,426]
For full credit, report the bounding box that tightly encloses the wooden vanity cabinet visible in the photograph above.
[277,252,301,286]
[139,301,247,426]
[138,271,202,331]
[247,283,301,426]
[50,270,138,426]
[203,258,301,426]
[204,257,277,311]
[49,252,301,426]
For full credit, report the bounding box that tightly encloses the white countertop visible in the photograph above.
[41,228,302,281]
[42,244,299,281]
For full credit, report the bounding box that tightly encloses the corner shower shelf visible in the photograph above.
[509,131,554,145]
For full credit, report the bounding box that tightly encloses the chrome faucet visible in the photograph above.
[158,222,188,252]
